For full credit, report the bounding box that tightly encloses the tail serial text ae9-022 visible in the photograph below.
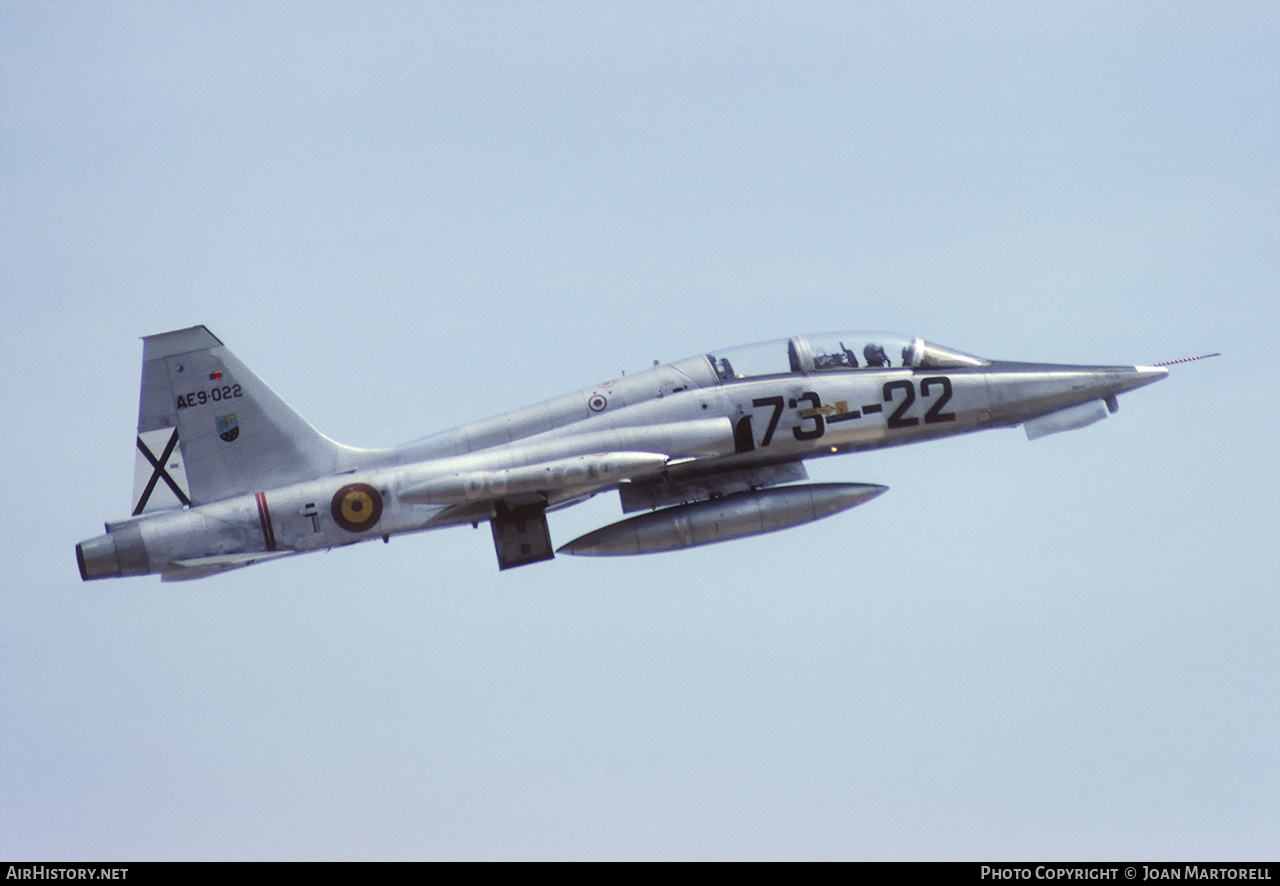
[76,327,1210,581]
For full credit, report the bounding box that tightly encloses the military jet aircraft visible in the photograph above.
[76,326,1199,581]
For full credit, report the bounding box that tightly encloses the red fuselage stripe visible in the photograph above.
[255,491,277,552]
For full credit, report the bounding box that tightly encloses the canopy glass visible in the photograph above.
[703,332,988,381]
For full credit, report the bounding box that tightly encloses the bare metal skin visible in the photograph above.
[76,326,1176,580]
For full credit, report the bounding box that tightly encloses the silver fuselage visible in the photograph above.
[78,348,1166,580]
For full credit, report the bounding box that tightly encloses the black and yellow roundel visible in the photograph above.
[331,482,383,533]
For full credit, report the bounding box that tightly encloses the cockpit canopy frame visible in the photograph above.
[704,331,988,381]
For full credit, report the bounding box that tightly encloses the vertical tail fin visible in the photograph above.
[133,325,353,511]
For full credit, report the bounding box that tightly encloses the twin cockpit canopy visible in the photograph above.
[704,332,988,382]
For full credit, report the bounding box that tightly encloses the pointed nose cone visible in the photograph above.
[1111,365,1169,396]
[987,360,1171,427]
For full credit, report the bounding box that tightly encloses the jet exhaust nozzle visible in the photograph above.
[76,522,151,581]
[558,482,888,556]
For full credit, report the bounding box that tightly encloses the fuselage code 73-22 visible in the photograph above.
[77,326,1209,581]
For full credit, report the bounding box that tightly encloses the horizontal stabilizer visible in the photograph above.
[161,551,293,582]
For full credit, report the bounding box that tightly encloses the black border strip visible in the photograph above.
[133,429,191,515]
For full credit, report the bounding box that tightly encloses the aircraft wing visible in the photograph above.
[400,451,671,506]
[614,459,809,512]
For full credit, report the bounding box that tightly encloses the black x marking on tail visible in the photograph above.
[133,429,191,515]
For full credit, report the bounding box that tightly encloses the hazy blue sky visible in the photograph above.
[2,1,1277,860]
